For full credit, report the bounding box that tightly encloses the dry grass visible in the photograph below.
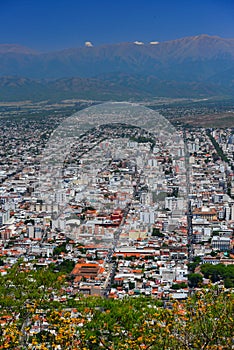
[177,112,234,128]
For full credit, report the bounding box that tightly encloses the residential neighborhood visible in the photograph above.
[0,104,233,306]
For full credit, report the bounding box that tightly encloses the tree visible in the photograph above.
[53,242,67,256]
[1,262,233,350]
[200,263,234,284]
[171,282,187,290]
[224,277,234,289]
[188,273,203,288]
[152,228,164,237]
[55,259,75,273]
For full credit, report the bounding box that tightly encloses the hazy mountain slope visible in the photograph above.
[0,75,232,102]
[0,35,234,100]
[0,35,234,80]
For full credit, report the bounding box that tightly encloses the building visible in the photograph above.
[0,209,10,226]
[211,237,230,252]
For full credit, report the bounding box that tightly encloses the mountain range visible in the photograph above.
[0,34,234,101]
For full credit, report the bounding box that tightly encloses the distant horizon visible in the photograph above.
[0,0,234,51]
[1,33,234,53]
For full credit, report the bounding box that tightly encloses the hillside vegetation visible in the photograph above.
[0,262,233,349]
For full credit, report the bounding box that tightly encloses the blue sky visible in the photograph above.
[0,0,234,51]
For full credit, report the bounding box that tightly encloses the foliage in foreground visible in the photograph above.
[0,263,233,349]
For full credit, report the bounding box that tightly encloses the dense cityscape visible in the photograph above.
[1,0,234,347]
[0,100,233,348]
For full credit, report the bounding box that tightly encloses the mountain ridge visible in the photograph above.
[1,34,234,79]
[1,34,233,53]
[0,74,232,102]
[0,34,234,100]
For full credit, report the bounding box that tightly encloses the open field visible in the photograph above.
[177,111,234,128]
[0,98,233,129]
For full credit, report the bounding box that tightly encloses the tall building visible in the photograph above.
[0,209,10,226]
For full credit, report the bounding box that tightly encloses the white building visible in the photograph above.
[0,209,10,226]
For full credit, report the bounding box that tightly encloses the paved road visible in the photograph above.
[103,204,130,296]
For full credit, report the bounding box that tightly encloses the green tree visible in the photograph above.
[188,273,203,288]
[152,228,164,237]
